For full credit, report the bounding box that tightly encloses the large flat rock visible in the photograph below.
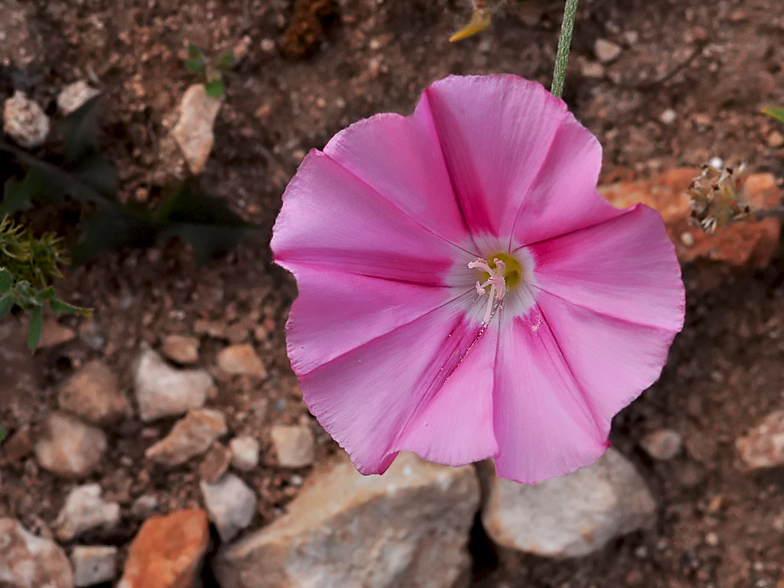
[213,452,479,588]
[482,448,656,558]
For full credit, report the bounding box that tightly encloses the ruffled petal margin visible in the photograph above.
[528,204,685,331]
[299,301,498,475]
[493,310,610,485]
[395,322,499,466]
[283,264,458,376]
[493,204,684,484]
[423,75,567,241]
[272,150,474,285]
[322,110,471,249]
[508,107,625,248]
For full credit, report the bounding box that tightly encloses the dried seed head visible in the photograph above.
[687,162,750,233]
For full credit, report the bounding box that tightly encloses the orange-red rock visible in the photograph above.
[600,168,781,266]
[117,509,209,588]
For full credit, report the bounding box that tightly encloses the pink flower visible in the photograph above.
[272,74,684,484]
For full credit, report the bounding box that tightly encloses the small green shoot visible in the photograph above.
[184,43,235,98]
[185,44,208,74]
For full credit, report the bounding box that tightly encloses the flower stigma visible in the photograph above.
[469,253,524,324]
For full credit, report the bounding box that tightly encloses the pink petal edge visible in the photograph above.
[272,150,474,286]
[423,75,567,240]
[299,301,493,475]
[493,309,610,485]
[529,204,685,332]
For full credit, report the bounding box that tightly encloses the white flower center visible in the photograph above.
[448,240,538,327]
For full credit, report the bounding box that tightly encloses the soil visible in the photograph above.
[1,0,784,586]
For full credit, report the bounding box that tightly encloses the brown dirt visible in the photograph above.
[2,0,784,586]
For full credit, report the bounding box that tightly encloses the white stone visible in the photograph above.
[482,448,657,557]
[216,344,266,378]
[54,484,121,541]
[200,473,257,542]
[230,436,260,472]
[134,349,215,421]
[172,84,222,175]
[581,60,605,79]
[34,412,107,478]
[659,108,678,125]
[160,334,200,365]
[0,518,73,588]
[736,410,784,469]
[71,545,117,587]
[271,425,314,468]
[145,408,227,467]
[3,91,49,148]
[595,38,623,63]
[213,452,479,588]
[57,81,101,116]
[130,494,158,519]
[58,360,131,425]
[640,429,682,461]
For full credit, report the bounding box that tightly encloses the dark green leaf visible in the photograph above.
[163,224,258,264]
[204,79,225,98]
[1,166,49,216]
[0,268,13,294]
[27,305,42,351]
[185,58,206,74]
[0,295,13,316]
[220,52,235,70]
[763,106,784,125]
[61,95,102,164]
[38,286,56,299]
[50,298,91,317]
[157,180,255,227]
[71,204,158,264]
[157,180,258,263]
[72,153,117,200]
[188,43,203,59]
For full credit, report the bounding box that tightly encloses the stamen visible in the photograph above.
[470,257,509,324]
[468,259,492,273]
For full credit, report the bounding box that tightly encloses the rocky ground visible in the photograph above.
[2,0,784,587]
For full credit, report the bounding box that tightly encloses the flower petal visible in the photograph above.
[285,264,458,376]
[272,150,473,285]
[395,323,499,466]
[323,111,472,248]
[423,75,566,240]
[299,301,488,475]
[508,110,624,247]
[493,309,609,484]
[529,204,685,331]
[534,289,679,434]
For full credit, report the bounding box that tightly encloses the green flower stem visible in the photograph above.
[551,0,579,98]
